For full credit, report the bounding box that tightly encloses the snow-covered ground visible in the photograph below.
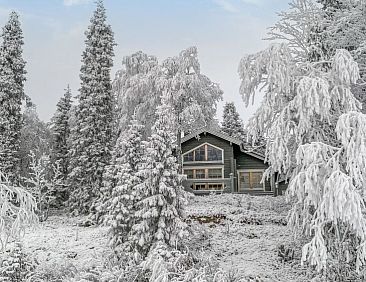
[23,213,109,274]
[21,194,311,281]
[186,194,311,281]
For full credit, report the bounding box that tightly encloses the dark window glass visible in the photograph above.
[194,184,207,190]
[184,169,194,179]
[194,146,206,161]
[183,151,194,162]
[251,172,263,188]
[208,184,223,190]
[207,145,222,161]
[208,168,222,179]
[195,169,206,179]
[239,171,263,191]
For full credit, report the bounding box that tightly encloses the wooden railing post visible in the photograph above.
[230,173,235,193]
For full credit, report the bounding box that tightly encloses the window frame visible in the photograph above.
[182,143,224,164]
[183,166,224,180]
[237,169,265,191]
[193,183,224,191]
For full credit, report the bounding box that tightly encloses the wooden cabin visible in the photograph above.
[181,128,287,196]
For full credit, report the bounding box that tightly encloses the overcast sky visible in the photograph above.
[0,0,289,122]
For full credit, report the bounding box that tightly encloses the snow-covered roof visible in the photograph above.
[181,127,265,161]
[181,127,242,146]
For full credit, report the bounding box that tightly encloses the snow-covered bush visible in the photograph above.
[0,242,37,282]
[24,152,57,221]
[0,173,37,253]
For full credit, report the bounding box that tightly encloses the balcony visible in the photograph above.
[183,178,233,195]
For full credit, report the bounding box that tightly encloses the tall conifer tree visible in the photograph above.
[131,94,188,259]
[68,0,115,214]
[221,102,245,139]
[99,116,145,247]
[0,12,26,182]
[51,85,72,180]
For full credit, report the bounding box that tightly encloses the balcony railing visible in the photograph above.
[183,178,233,194]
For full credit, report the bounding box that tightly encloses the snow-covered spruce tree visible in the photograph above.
[239,43,366,276]
[131,94,189,260]
[221,102,246,139]
[0,11,26,182]
[68,0,115,214]
[51,85,72,181]
[97,116,145,247]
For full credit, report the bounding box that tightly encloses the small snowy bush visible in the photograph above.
[0,172,37,252]
[24,152,59,221]
[0,242,37,282]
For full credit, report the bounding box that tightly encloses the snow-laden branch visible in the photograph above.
[0,173,38,252]
[239,44,360,178]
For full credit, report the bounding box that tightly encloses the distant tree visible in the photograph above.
[98,116,145,248]
[68,0,115,214]
[51,85,72,180]
[19,99,52,181]
[130,94,189,260]
[221,102,246,139]
[0,12,26,182]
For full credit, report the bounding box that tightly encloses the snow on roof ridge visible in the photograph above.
[181,127,265,161]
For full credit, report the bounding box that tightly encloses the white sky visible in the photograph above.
[0,0,289,123]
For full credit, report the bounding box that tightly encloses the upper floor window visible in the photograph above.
[183,143,223,163]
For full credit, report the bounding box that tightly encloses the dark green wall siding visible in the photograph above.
[182,133,233,178]
[233,145,271,191]
[234,145,267,170]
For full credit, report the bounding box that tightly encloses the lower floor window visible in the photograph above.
[238,170,264,191]
[193,183,223,191]
[183,167,223,179]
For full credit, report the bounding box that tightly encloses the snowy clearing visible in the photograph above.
[23,212,109,276]
[21,194,311,281]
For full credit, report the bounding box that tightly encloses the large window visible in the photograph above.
[183,152,194,162]
[183,144,223,163]
[207,145,222,161]
[238,170,264,191]
[208,168,222,179]
[183,168,224,179]
[195,169,206,179]
[185,169,194,179]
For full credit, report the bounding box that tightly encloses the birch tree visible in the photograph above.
[239,34,366,281]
